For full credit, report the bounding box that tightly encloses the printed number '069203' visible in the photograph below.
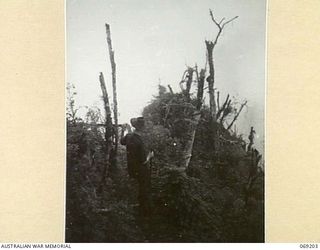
[300,244,318,248]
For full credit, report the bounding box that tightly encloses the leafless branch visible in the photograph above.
[206,10,237,120]
[208,9,238,47]
[221,16,239,29]
[209,9,220,29]
[219,18,225,25]
[227,100,248,130]
[219,99,232,123]
[167,85,174,95]
[209,9,238,31]
[216,94,230,119]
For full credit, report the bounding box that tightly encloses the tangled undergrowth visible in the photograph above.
[66,116,264,243]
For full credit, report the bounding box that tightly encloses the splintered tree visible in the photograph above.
[105,23,119,163]
[98,10,250,173]
[204,10,249,156]
[203,10,238,160]
[180,67,206,168]
[205,10,238,120]
[161,10,249,170]
[179,67,194,102]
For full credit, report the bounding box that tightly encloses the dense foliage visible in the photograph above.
[66,85,264,243]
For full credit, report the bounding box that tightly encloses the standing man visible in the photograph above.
[120,117,153,217]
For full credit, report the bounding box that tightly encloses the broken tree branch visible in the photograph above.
[216,94,230,119]
[221,16,239,29]
[227,100,247,130]
[219,99,231,124]
[167,85,174,95]
[219,17,225,25]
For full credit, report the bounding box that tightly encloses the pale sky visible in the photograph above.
[67,0,266,151]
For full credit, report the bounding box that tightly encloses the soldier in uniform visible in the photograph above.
[120,117,153,217]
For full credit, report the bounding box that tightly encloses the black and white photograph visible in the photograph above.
[66,0,266,243]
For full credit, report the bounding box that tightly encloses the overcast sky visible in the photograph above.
[67,0,266,151]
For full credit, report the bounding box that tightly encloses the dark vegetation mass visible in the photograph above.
[65,9,264,243]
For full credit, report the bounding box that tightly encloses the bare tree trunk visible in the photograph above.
[105,23,118,162]
[185,67,194,102]
[204,11,238,160]
[181,69,205,169]
[99,72,113,189]
[205,10,238,120]
[196,69,205,110]
[206,41,217,120]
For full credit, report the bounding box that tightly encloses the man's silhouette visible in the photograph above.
[120,117,153,217]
